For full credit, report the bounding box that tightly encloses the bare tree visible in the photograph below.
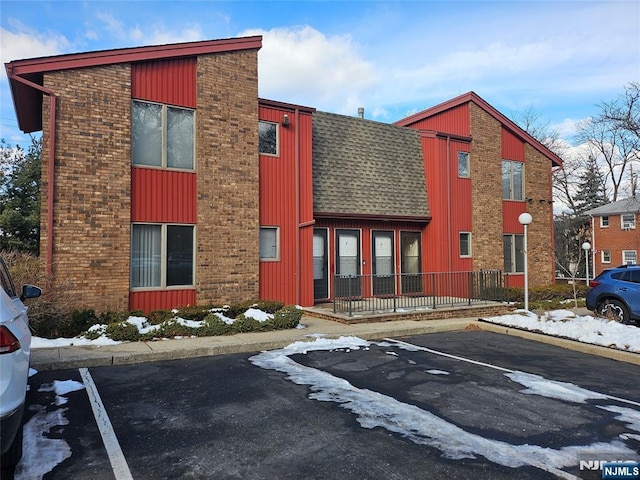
[600,81,640,141]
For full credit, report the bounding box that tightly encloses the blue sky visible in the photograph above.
[1,1,639,149]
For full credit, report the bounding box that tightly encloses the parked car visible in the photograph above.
[586,264,640,325]
[0,257,41,468]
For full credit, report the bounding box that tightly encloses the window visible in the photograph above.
[622,250,637,265]
[259,121,278,156]
[259,227,279,260]
[502,160,524,200]
[0,258,17,298]
[503,234,524,273]
[621,214,636,230]
[600,216,609,228]
[132,100,194,170]
[601,250,611,263]
[131,224,194,288]
[458,152,470,178]
[459,232,472,257]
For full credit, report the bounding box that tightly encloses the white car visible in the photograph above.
[0,257,40,468]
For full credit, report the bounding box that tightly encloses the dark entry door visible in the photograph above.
[372,231,395,296]
[313,229,329,300]
[401,232,422,294]
[335,229,361,297]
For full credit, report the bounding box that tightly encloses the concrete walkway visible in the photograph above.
[31,313,640,370]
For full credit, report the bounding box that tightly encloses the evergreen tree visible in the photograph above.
[0,137,41,254]
[573,154,608,216]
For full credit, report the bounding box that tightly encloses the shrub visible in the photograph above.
[232,314,262,333]
[105,322,140,342]
[200,315,234,336]
[175,305,211,322]
[269,305,302,329]
[147,310,174,325]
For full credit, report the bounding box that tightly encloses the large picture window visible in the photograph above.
[503,234,525,273]
[131,224,194,288]
[132,100,194,170]
[502,160,524,200]
[259,121,278,156]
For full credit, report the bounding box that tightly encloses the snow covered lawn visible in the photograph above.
[482,309,640,353]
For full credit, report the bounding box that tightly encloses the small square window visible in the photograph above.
[259,121,278,156]
[259,227,279,260]
[600,216,609,228]
[459,232,472,257]
[601,250,611,263]
[458,152,470,178]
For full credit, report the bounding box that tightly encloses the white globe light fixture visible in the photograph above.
[582,242,591,285]
[518,213,533,311]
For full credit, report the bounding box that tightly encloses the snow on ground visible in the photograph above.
[481,309,640,353]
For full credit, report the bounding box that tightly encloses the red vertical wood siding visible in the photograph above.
[502,201,527,233]
[502,128,525,161]
[131,58,197,107]
[259,105,315,306]
[131,167,197,223]
[449,139,473,272]
[404,103,470,136]
[129,289,196,313]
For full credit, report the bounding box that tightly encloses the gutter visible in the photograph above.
[6,67,56,277]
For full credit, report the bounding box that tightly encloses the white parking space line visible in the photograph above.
[79,368,134,480]
[384,338,640,408]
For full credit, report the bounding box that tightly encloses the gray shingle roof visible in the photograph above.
[585,197,640,216]
[312,111,429,219]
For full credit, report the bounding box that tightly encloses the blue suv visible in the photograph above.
[586,264,640,325]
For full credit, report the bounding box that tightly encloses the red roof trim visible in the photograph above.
[394,91,563,167]
[259,98,316,114]
[6,36,262,75]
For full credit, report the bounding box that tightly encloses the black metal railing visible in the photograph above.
[333,270,504,316]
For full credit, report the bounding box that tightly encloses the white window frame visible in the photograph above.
[132,100,196,171]
[259,226,280,261]
[601,250,611,264]
[259,120,279,157]
[502,160,525,201]
[600,216,609,228]
[621,213,636,230]
[130,223,196,290]
[622,250,637,265]
[457,152,470,178]
[459,232,472,257]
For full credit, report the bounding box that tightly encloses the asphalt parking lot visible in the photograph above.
[9,331,640,480]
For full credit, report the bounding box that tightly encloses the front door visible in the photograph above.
[313,229,329,300]
[372,231,395,296]
[335,229,361,297]
[401,232,422,294]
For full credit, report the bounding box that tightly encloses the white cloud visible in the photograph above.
[1,24,69,66]
[244,26,379,116]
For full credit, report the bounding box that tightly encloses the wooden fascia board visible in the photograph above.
[314,212,431,224]
[259,98,316,114]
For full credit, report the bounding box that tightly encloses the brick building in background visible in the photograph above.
[6,36,561,313]
[586,198,640,276]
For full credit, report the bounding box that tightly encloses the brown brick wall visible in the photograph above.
[469,103,555,286]
[469,103,504,272]
[42,64,132,311]
[195,51,260,304]
[523,144,555,285]
[592,214,640,275]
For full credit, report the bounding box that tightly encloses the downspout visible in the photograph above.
[446,135,452,272]
[590,215,596,279]
[295,107,301,304]
[7,68,57,277]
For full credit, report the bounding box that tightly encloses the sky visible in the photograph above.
[1,0,639,150]
[18,311,640,479]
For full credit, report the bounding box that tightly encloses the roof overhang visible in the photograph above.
[314,212,431,224]
[394,91,564,168]
[5,36,263,133]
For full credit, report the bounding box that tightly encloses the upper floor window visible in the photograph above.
[621,214,636,230]
[600,216,609,228]
[501,160,524,200]
[259,121,278,156]
[132,100,194,170]
[458,152,470,178]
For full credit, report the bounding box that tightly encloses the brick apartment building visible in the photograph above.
[6,36,562,313]
[586,198,640,276]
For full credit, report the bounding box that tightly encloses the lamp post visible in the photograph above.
[518,213,533,311]
[582,242,591,285]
